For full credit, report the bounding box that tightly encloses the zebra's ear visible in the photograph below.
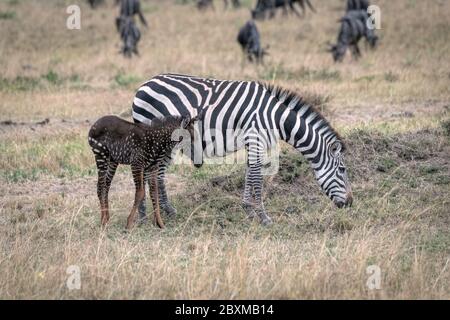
[330,141,342,156]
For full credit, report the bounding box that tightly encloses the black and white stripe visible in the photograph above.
[132,73,353,224]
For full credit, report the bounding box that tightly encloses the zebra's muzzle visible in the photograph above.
[334,193,353,208]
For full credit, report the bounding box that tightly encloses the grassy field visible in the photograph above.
[0,0,449,299]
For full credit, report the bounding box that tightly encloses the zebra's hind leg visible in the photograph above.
[250,165,272,226]
[244,146,272,225]
[242,166,257,219]
[157,156,177,217]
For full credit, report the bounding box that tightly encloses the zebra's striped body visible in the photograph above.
[132,73,353,224]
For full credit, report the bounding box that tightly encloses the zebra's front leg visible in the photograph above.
[137,160,176,220]
[157,155,177,217]
[157,157,177,217]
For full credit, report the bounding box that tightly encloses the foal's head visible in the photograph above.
[146,111,203,152]
[150,111,204,165]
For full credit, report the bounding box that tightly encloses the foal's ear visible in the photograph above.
[190,109,204,123]
[181,115,191,129]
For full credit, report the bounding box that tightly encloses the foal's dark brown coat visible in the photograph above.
[88,115,196,229]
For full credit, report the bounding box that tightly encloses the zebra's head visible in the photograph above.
[313,140,353,208]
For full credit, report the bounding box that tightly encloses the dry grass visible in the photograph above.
[0,0,449,299]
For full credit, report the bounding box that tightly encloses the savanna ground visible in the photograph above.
[0,0,449,299]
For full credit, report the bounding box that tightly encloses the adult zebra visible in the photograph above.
[132,73,353,225]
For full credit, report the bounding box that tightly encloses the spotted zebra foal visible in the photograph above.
[88,114,198,229]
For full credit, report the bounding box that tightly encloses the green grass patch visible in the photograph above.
[0,134,95,182]
[0,11,16,20]
[0,71,84,92]
[113,72,142,88]
[0,76,41,91]
[260,65,341,82]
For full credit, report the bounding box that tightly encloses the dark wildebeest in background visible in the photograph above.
[115,0,148,28]
[197,0,240,10]
[197,0,214,10]
[328,10,378,62]
[117,16,141,57]
[346,0,370,12]
[237,20,269,63]
[224,0,241,9]
[115,0,147,58]
[252,0,315,20]
[87,0,104,9]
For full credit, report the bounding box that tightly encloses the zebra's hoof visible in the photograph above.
[137,215,148,225]
[162,205,177,217]
[247,212,257,220]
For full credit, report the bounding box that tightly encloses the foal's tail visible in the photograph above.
[88,135,109,161]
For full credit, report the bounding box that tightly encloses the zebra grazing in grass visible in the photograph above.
[132,74,353,225]
[88,114,200,229]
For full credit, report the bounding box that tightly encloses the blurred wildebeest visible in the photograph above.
[197,0,214,10]
[115,0,148,28]
[196,0,240,10]
[117,16,141,58]
[87,0,104,9]
[224,0,241,8]
[328,10,378,62]
[346,0,370,12]
[252,0,315,20]
[237,20,269,63]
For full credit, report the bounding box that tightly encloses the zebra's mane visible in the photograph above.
[261,83,346,151]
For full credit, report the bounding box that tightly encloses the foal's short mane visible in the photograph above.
[261,83,346,152]
[147,115,184,129]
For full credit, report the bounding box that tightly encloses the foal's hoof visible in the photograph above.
[162,204,177,217]
[260,216,273,226]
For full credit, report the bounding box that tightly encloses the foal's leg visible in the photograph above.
[95,156,117,227]
[102,161,118,225]
[149,168,165,228]
[126,166,145,230]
